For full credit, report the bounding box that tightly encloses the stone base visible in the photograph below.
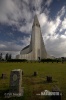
[4,87,24,98]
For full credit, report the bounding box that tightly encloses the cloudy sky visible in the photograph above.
[0,0,66,58]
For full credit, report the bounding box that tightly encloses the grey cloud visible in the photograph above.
[45,0,53,7]
[0,41,22,51]
[45,35,66,57]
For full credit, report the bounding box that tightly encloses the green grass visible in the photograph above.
[0,62,66,100]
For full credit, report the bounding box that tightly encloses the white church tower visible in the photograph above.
[16,15,47,60]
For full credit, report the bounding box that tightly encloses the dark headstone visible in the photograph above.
[1,73,7,79]
[51,85,62,100]
[46,76,52,82]
[34,72,38,76]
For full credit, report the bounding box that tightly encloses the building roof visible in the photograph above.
[22,45,30,50]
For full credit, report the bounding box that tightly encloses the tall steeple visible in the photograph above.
[16,15,47,60]
[33,15,40,27]
[31,14,47,60]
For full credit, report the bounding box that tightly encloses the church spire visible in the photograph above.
[33,15,40,27]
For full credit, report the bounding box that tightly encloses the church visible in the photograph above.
[16,15,51,60]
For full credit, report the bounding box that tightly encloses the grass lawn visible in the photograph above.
[0,62,66,100]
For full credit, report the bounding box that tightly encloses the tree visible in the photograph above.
[0,53,2,61]
[5,53,9,61]
[9,54,12,60]
[5,53,12,61]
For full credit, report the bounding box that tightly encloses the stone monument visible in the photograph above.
[9,69,23,97]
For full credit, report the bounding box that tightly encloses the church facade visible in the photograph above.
[16,15,48,60]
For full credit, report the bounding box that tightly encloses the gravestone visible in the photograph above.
[1,73,7,79]
[34,72,38,76]
[9,69,23,97]
[46,76,52,82]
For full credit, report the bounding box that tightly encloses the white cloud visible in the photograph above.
[20,36,30,46]
[39,15,61,36]
[0,35,31,58]
[19,23,32,34]
[57,6,66,18]
[0,0,20,24]
[45,34,66,57]
[0,41,23,58]
[64,31,66,35]
[0,41,22,51]
[0,0,31,25]
[38,6,66,57]
[45,0,53,7]
[39,13,48,27]
[0,44,6,48]
[60,35,66,39]
[61,18,66,30]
